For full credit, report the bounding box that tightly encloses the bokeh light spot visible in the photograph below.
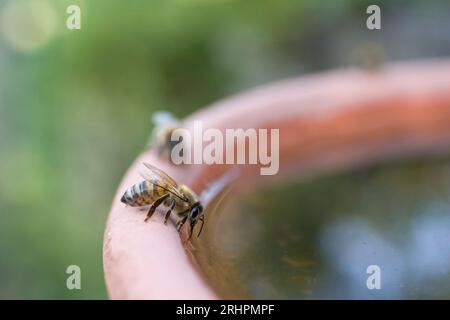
[0,0,57,53]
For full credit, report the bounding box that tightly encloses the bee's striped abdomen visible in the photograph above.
[121,180,154,207]
[151,178,166,197]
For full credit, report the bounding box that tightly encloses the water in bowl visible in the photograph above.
[193,157,450,299]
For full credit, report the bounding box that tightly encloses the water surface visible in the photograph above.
[194,158,450,299]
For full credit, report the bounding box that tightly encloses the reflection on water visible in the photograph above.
[193,158,450,299]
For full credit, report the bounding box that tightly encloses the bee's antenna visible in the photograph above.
[197,217,205,237]
[188,220,195,241]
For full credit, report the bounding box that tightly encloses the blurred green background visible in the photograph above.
[0,0,449,299]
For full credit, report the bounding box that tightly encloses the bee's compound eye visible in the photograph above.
[191,204,203,219]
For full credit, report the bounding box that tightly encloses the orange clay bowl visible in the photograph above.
[104,59,450,299]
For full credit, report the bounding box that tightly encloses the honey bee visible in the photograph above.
[149,111,182,160]
[120,163,204,239]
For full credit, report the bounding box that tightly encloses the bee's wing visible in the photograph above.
[151,111,179,127]
[140,163,189,202]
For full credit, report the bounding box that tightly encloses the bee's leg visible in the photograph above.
[176,215,188,232]
[145,194,169,222]
[163,199,176,225]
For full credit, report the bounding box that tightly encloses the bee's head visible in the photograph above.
[188,202,204,238]
[190,202,203,218]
